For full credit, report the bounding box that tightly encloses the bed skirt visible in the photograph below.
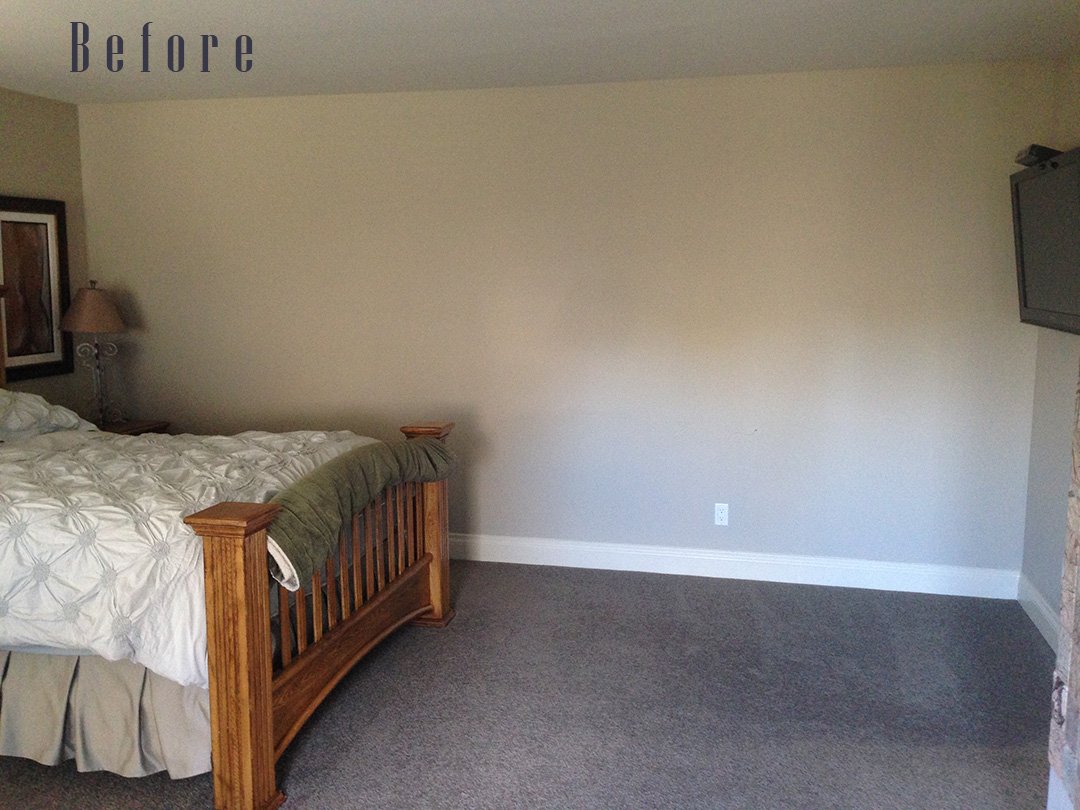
[0,650,210,779]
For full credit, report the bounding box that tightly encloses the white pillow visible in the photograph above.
[0,389,99,442]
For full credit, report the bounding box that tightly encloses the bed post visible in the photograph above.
[184,502,285,810]
[401,422,455,626]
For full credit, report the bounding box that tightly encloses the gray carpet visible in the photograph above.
[0,561,1056,809]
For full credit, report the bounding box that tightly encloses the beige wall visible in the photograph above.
[78,62,1052,567]
[1021,53,1080,611]
[0,87,91,412]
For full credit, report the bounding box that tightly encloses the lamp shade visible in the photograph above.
[61,282,125,334]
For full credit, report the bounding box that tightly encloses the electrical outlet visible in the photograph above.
[714,503,729,526]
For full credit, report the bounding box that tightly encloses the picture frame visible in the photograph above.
[0,195,73,380]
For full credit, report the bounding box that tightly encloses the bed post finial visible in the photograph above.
[401,422,455,626]
[399,421,454,441]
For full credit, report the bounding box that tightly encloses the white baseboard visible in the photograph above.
[1048,766,1074,810]
[1019,573,1061,653]
[450,533,1020,600]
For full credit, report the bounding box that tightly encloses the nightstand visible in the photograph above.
[99,419,171,436]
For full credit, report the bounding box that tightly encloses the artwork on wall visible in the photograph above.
[0,195,73,380]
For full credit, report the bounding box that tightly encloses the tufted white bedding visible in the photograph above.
[0,427,375,689]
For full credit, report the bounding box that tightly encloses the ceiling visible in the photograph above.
[1,1,1076,105]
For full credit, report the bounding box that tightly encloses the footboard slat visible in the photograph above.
[279,587,292,668]
[384,487,395,581]
[415,483,424,563]
[295,583,308,656]
[364,504,375,601]
[311,572,323,644]
[325,558,339,631]
[396,484,406,575]
[374,498,385,592]
[406,486,414,565]
[351,514,363,612]
[339,529,351,620]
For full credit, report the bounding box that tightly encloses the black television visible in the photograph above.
[1012,144,1080,334]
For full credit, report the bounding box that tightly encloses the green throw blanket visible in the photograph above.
[268,436,457,587]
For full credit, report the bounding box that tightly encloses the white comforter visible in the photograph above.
[0,429,375,688]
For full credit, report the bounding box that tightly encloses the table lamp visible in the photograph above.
[60,280,125,425]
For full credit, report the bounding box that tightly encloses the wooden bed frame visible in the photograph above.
[1,286,455,810]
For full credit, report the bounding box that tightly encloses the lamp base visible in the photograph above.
[75,339,122,425]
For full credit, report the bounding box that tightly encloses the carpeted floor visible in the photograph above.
[0,561,1056,810]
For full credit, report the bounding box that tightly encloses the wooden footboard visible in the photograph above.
[185,422,454,810]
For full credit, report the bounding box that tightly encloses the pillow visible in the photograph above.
[0,389,99,442]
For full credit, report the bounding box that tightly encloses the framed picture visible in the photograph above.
[0,195,73,380]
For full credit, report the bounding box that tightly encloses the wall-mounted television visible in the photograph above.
[1012,145,1080,335]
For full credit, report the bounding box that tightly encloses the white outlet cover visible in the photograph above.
[715,503,728,525]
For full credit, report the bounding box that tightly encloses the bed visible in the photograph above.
[0,285,457,810]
